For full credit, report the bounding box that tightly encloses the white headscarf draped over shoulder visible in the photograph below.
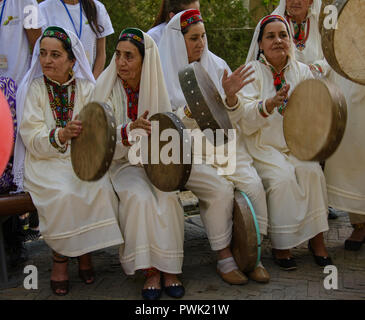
[13,27,95,192]
[245,14,295,64]
[94,29,171,117]
[158,9,231,110]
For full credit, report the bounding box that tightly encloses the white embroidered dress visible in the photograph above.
[94,31,184,275]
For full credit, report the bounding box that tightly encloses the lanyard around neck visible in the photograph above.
[60,0,82,39]
[0,0,7,28]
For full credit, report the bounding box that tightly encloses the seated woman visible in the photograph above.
[94,28,185,300]
[158,9,270,284]
[14,26,123,295]
[226,15,332,270]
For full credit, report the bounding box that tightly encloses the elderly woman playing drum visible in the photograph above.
[94,28,185,300]
[159,9,270,284]
[14,26,123,295]
[226,15,332,270]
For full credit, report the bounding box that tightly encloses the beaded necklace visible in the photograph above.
[122,79,139,121]
[259,54,288,115]
[44,75,76,128]
[285,14,310,51]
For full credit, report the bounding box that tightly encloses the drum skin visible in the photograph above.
[0,91,13,176]
[231,191,260,273]
[143,112,192,192]
[284,79,347,161]
[321,0,365,85]
[179,62,233,146]
[71,102,117,181]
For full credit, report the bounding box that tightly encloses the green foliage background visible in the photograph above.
[38,0,262,70]
[102,0,254,70]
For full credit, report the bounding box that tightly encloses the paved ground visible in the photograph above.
[0,205,364,300]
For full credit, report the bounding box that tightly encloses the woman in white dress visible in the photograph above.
[94,28,185,300]
[14,26,123,295]
[226,15,332,270]
[159,9,270,284]
[40,0,114,78]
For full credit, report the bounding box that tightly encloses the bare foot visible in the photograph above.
[272,248,292,259]
[347,226,365,242]
[309,233,329,257]
[217,246,233,261]
[51,258,69,295]
[143,271,161,290]
[163,273,182,287]
[78,254,94,284]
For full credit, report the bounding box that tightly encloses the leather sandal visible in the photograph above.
[77,256,95,284]
[50,252,69,296]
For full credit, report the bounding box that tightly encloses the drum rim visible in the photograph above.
[178,62,233,145]
[143,111,192,192]
[321,0,365,85]
[71,101,117,181]
[284,78,347,161]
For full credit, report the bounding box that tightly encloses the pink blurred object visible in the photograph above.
[0,90,13,175]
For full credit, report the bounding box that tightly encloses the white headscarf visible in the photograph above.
[94,29,171,117]
[272,0,322,55]
[158,10,230,110]
[13,27,95,192]
[273,0,322,21]
[245,14,295,64]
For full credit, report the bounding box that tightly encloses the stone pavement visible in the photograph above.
[0,208,364,300]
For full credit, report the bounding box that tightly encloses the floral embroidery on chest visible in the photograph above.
[44,76,76,128]
[286,14,310,52]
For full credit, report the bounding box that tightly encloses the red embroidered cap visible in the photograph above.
[180,9,203,31]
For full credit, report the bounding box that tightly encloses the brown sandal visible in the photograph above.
[77,256,95,284]
[50,252,69,296]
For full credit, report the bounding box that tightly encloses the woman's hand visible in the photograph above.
[265,84,290,114]
[58,119,82,144]
[222,64,255,107]
[130,110,151,135]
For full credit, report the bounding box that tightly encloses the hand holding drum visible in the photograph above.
[266,84,290,114]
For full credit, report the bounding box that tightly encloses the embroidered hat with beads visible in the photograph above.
[180,9,203,31]
[119,28,144,45]
[41,26,72,49]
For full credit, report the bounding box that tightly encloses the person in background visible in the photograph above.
[147,0,200,47]
[0,0,45,267]
[40,0,114,79]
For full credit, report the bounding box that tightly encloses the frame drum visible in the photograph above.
[320,0,365,85]
[143,112,192,192]
[231,191,261,273]
[71,102,117,181]
[284,79,347,161]
[179,62,233,146]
